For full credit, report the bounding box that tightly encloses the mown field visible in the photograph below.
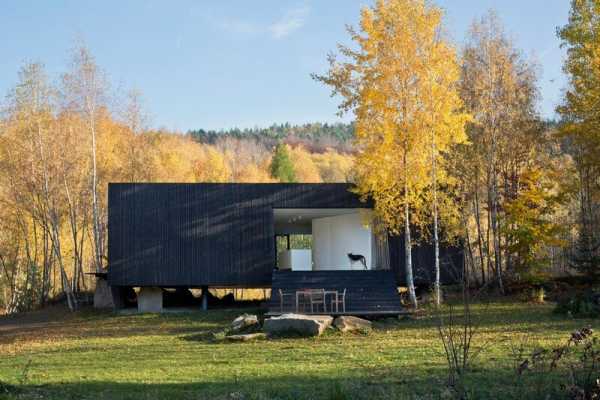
[0,299,598,399]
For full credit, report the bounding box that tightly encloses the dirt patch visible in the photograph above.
[0,304,74,331]
[0,305,105,345]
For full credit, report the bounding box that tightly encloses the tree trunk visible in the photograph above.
[49,219,77,311]
[404,178,418,308]
[77,224,87,291]
[91,115,103,273]
[431,136,440,306]
[473,192,486,285]
[485,40,503,294]
[490,172,504,293]
[35,113,77,310]
[463,210,478,286]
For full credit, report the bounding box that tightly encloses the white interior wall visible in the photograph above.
[312,213,372,270]
[278,249,312,271]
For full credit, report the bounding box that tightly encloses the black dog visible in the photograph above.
[347,253,367,269]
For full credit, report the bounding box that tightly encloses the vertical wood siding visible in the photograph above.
[108,183,462,287]
[108,183,367,287]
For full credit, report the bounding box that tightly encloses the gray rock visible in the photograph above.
[333,316,372,333]
[263,313,333,337]
[231,314,259,331]
[225,333,266,342]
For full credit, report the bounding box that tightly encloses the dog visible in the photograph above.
[347,253,367,269]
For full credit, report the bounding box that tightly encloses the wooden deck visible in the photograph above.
[268,270,404,316]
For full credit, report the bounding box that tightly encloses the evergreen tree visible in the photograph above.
[570,227,600,281]
[269,143,296,182]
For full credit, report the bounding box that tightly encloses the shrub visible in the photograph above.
[514,328,600,399]
[554,290,600,318]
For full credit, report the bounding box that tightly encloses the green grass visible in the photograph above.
[0,299,598,399]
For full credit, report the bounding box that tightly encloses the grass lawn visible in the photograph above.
[0,299,598,399]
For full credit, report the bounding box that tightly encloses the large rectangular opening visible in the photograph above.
[273,208,389,271]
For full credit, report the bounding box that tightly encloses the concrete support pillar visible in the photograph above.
[201,285,208,311]
[94,278,115,309]
[137,287,163,313]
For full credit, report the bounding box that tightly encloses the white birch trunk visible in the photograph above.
[490,178,504,293]
[35,111,77,310]
[404,177,417,308]
[431,138,440,306]
[90,114,103,273]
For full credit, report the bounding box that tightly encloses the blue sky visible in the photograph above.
[1,1,570,131]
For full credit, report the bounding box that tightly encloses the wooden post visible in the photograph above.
[201,285,208,311]
[274,235,278,266]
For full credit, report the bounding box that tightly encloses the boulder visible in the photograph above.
[263,313,333,337]
[231,314,259,332]
[333,316,372,333]
[225,333,266,342]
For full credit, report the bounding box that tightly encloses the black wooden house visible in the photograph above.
[107,183,462,315]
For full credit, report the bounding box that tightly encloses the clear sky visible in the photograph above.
[1,1,570,131]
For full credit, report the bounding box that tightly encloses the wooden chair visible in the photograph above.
[309,289,326,313]
[278,289,294,313]
[331,289,347,313]
[296,289,311,313]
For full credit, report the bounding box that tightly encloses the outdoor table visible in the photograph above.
[295,289,338,313]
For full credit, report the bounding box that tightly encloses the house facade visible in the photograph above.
[107,183,462,314]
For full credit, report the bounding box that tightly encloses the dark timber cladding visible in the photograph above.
[108,183,367,287]
[269,270,403,316]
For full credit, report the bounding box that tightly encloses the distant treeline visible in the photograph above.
[188,122,355,153]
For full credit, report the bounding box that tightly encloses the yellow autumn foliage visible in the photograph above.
[289,145,322,183]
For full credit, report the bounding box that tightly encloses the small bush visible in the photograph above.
[514,327,600,399]
[554,290,600,318]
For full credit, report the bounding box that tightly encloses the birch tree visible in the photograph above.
[315,0,462,307]
[459,12,539,291]
[6,63,78,309]
[122,88,151,182]
[421,20,470,306]
[62,45,109,273]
